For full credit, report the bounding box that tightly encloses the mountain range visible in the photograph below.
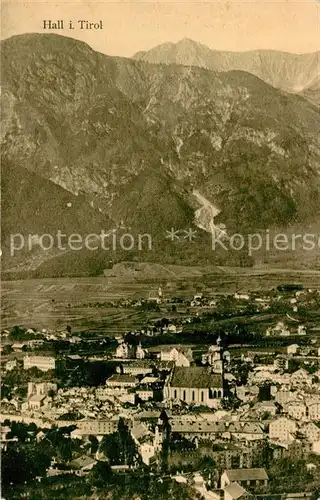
[134,38,320,105]
[1,33,320,276]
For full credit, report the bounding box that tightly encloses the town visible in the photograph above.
[2,284,320,499]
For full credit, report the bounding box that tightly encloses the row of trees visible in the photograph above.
[2,418,137,491]
[1,423,80,490]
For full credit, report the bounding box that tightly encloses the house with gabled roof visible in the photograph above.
[221,468,268,490]
[70,455,97,476]
[224,482,252,500]
[130,423,156,465]
[159,345,192,367]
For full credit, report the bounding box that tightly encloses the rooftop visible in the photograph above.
[170,420,263,434]
[107,374,137,383]
[224,482,249,499]
[29,395,46,402]
[131,423,150,442]
[224,468,268,482]
[170,366,223,389]
[122,360,154,368]
[70,455,97,470]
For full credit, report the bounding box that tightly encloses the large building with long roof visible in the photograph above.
[163,366,224,407]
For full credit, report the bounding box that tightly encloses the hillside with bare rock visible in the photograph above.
[1,33,320,275]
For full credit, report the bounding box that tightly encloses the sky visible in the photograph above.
[2,0,320,56]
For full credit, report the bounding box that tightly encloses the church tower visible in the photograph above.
[208,336,224,374]
[136,341,145,359]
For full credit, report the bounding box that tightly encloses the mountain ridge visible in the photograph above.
[1,33,320,274]
[133,38,320,97]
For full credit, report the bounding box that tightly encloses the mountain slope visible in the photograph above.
[1,34,320,273]
[1,160,115,273]
[133,38,320,97]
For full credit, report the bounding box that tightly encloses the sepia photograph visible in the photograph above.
[1,0,320,498]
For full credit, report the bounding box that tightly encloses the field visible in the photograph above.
[2,264,320,333]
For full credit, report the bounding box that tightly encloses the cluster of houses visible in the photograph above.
[2,291,320,498]
[266,322,307,338]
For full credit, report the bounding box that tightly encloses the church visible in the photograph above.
[163,338,225,408]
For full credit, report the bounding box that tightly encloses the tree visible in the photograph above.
[41,426,77,462]
[1,384,12,399]
[117,418,137,466]
[101,419,137,466]
[89,461,112,485]
[7,422,37,443]
[230,360,252,385]
[3,344,13,355]
[2,443,51,490]
[268,458,313,493]
[253,441,273,468]
[100,433,121,465]
[10,325,25,340]
[2,446,31,487]
[88,435,99,455]
[288,358,300,373]
[221,394,241,410]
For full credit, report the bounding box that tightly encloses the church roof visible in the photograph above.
[170,367,223,389]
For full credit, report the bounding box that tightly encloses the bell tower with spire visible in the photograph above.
[207,335,224,374]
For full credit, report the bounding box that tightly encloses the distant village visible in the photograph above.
[2,284,320,498]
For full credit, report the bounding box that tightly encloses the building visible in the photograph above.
[130,423,156,465]
[106,374,137,388]
[23,356,56,371]
[27,395,46,410]
[159,346,192,367]
[167,324,182,334]
[211,444,256,470]
[273,355,289,371]
[284,401,307,420]
[164,366,224,407]
[70,455,97,476]
[121,361,153,376]
[136,389,153,401]
[115,342,131,359]
[269,417,297,441]
[254,401,277,417]
[202,338,224,374]
[72,419,118,439]
[297,325,307,336]
[266,321,290,337]
[234,292,250,301]
[275,390,297,406]
[307,401,320,420]
[224,482,252,500]
[169,419,263,441]
[221,468,268,490]
[12,342,26,352]
[27,382,57,398]
[287,344,299,355]
[136,342,146,360]
[302,422,320,442]
[148,286,162,304]
[291,368,312,384]
[5,360,17,371]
